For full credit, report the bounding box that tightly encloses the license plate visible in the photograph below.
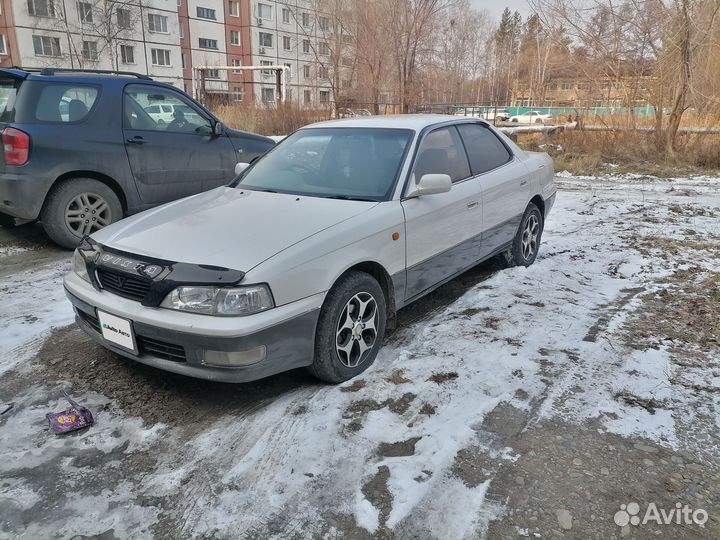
[97,310,137,354]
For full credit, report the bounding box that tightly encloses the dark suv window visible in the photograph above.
[0,77,21,122]
[457,123,512,175]
[8,81,99,123]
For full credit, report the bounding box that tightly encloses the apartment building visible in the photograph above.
[512,76,655,109]
[0,0,343,104]
[180,0,341,105]
[0,0,184,87]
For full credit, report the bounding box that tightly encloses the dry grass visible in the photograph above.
[519,128,720,176]
[212,102,332,136]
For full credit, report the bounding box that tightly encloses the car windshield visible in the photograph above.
[234,127,414,201]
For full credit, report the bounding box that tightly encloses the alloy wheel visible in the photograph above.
[521,214,540,260]
[335,292,379,368]
[64,192,112,236]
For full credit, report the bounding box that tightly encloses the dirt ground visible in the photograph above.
[1,174,720,539]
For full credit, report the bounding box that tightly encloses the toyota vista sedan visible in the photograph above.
[64,115,556,384]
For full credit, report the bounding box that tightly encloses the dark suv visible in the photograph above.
[0,68,274,248]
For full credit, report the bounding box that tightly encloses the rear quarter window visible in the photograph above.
[0,77,22,122]
[14,82,100,123]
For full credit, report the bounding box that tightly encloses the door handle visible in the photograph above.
[126,136,147,144]
[467,201,479,209]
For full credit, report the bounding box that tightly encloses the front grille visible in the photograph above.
[77,309,186,362]
[137,336,187,362]
[96,269,151,301]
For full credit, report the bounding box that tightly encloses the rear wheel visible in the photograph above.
[504,203,543,267]
[309,271,387,383]
[41,178,122,249]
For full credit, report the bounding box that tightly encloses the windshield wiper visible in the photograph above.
[242,187,278,193]
[322,195,379,202]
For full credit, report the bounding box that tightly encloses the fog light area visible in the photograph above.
[203,346,267,367]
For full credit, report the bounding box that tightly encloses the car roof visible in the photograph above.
[305,114,486,132]
[0,67,162,86]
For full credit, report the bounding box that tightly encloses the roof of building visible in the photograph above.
[306,114,484,131]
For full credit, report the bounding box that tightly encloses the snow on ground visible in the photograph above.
[0,253,74,376]
[1,173,719,539]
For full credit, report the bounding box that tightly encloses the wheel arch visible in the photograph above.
[49,171,128,214]
[335,260,398,328]
[530,194,545,219]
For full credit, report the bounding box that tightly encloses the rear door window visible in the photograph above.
[456,123,512,175]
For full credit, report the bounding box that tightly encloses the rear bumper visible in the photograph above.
[0,172,52,221]
[64,278,322,383]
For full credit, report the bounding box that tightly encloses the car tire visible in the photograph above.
[535,118,544,124]
[41,178,123,249]
[511,118,518,123]
[308,271,387,384]
[504,203,543,268]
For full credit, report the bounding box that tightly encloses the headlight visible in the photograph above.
[72,249,90,282]
[160,284,274,316]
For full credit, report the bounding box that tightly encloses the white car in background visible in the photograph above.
[509,111,553,124]
[144,103,175,124]
[64,115,556,384]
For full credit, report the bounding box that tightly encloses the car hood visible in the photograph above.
[91,187,378,271]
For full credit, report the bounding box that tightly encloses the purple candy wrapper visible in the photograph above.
[46,396,94,434]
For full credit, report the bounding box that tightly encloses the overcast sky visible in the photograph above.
[471,0,531,21]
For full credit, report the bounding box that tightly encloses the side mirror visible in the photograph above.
[214,121,225,136]
[235,162,250,175]
[407,173,452,198]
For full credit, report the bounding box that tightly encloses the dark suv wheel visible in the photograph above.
[309,271,387,383]
[41,178,122,249]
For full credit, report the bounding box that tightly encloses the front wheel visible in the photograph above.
[309,271,387,383]
[40,178,123,249]
[505,203,543,267]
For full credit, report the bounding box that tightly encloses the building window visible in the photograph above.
[77,2,92,22]
[116,8,130,29]
[28,0,57,17]
[302,39,310,53]
[196,7,216,20]
[281,7,290,23]
[230,30,240,46]
[318,42,329,55]
[303,89,310,104]
[261,87,274,102]
[228,0,239,17]
[301,12,309,26]
[319,90,330,103]
[318,16,329,31]
[233,86,244,101]
[120,44,134,64]
[205,69,220,79]
[151,48,171,66]
[179,16,183,38]
[285,88,292,101]
[147,13,168,33]
[259,32,272,48]
[198,38,218,49]
[32,35,61,56]
[303,64,310,78]
[260,60,273,76]
[319,66,328,79]
[282,35,290,50]
[257,2,272,19]
[181,53,186,68]
[283,62,291,78]
[0,35,6,55]
[232,58,242,73]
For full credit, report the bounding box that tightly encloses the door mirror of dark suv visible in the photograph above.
[213,121,225,136]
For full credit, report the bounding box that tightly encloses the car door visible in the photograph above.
[401,125,482,300]
[122,83,236,206]
[456,123,531,259]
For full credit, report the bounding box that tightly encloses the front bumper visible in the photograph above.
[64,275,323,383]
[0,172,52,221]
